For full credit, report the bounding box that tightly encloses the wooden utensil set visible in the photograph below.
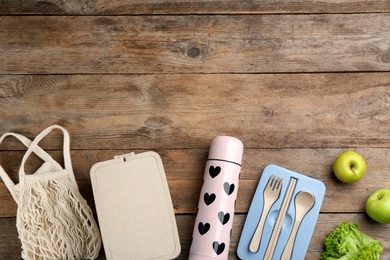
[237,165,325,260]
[249,175,314,259]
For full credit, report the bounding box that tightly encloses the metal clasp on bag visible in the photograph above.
[114,152,135,162]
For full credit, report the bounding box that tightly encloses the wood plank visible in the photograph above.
[1,213,388,259]
[1,0,390,15]
[1,15,390,74]
[1,74,390,149]
[3,148,390,182]
[1,179,387,217]
[2,148,390,216]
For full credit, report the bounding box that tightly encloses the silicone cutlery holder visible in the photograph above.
[237,165,326,260]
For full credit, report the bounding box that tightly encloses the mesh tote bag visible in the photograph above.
[0,125,101,259]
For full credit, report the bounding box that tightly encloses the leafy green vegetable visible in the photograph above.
[320,222,383,260]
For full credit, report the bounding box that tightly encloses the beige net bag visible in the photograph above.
[0,125,101,259]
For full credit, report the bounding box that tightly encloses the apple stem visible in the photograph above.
[350,166,357,176]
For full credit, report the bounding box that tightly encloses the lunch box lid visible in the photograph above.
[90,151,181,260]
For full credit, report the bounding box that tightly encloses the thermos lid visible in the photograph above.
[208,136,244,165]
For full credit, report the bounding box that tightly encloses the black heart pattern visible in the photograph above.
[218,211,230,225]
[204,193,216,206]
[209,166,221,178]
[198,222,210,235]
[223,182,235,195]
[213,241,225,255]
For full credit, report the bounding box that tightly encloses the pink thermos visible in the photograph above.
[189,136,244,260]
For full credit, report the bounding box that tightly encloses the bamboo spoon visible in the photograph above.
[281,191,315,260]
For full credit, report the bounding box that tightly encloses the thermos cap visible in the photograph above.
[208,136,243,165]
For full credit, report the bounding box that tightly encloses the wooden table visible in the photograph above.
[1,1,390,259]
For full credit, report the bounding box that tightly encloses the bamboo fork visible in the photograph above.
[249,175,283,253]
[264,178,297,260]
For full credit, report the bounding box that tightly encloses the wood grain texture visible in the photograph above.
[1,15,390,74]
[1,0,390,15]
[2,148,390,216]
[1,74,390,149]
[1,213,388,259]
[1,1,390,258]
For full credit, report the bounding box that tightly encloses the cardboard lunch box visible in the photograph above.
[90,151,181,260]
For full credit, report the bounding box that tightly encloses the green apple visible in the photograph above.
[366,189,390,224]
[333,151,366,183]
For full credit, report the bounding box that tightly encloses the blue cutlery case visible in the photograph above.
[237,164,326,259]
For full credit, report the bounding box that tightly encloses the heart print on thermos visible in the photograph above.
[189,136,244,260]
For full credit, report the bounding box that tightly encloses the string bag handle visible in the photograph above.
[0,132,61,201]
[18,125,76,185]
